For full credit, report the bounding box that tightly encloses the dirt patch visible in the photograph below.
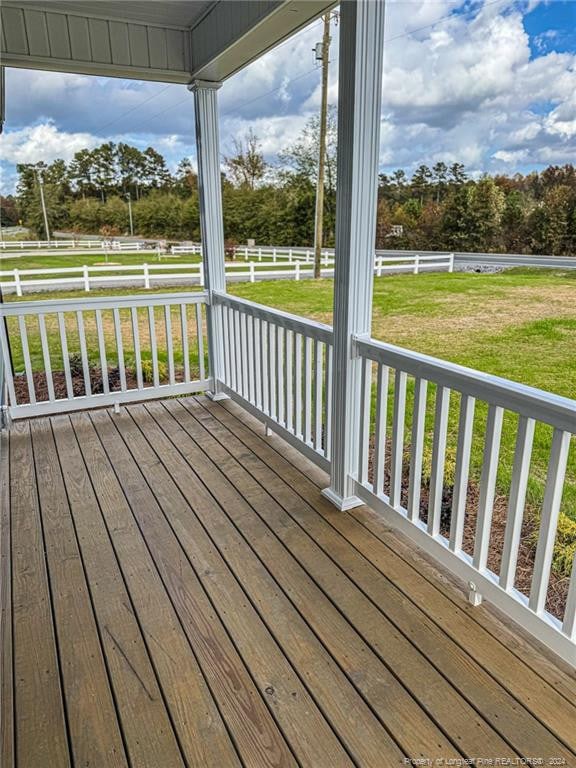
[367,437,569,620]
[374,284,576,345]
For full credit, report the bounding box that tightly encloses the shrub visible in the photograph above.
[140,358,168,384]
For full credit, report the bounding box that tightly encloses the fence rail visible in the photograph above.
[0,291,210,418]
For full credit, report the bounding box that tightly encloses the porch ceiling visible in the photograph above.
[0,0,334,83]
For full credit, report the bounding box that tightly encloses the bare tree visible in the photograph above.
[224,129,267,189]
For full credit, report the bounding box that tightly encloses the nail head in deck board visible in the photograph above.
[126,402,402,766]
[51,415,187,768]
[210,396,576,754]
[223,395,576,698]
[173,398,520,758]
[142,399,452,760]
[88,409,296,768]
[9,420,70,768]
[112,405,355,768]
[69,411,242,768]
[29,418,128,768]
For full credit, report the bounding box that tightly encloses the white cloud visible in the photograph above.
[0,122,99,165]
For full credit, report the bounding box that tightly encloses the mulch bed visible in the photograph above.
[367,437,569,620]
[14,367,141,403]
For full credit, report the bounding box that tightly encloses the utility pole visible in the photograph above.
[126,192,134,236]
[313,12,332,279]
[36,170,51,242]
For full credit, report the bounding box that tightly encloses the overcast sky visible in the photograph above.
[1,0,575,193]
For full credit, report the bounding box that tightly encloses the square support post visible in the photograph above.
[189,79,228,400]
[322,0,386,510]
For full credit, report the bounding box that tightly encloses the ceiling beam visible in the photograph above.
[189,0,334,81]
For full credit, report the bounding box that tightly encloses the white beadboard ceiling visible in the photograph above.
[23,1,216,29]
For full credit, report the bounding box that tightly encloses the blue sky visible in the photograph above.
[1,0,575,193]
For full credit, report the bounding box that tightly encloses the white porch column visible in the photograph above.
[189,79,228,399]
[322,0,386,510]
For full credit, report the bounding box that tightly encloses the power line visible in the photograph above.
[95,83,174,133]
[97,0,511,135]
[97,17,327,134]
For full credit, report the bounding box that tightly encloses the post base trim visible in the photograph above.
[206,390,230,401]
[321,487,363,511]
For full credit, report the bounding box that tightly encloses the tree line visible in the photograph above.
[4,110,576,256]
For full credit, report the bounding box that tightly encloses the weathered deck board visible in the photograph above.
[51,415,188,768]
[89,408,297,768]
[2,395,575,767]
[192,397,576,759]
[0,431,13,768]
[29,418,127,767]
[209,397,576,747]
[70,411,243,768]
[9,421,70,768]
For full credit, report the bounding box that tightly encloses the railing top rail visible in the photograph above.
[355,335,576,432]
[214,291,333,345]
[0,290,208,316]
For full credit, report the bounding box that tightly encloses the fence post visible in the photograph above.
[249,262,255,283]
[199,261,205,287]
[377,257,383,277]
[289,248,293,262]
[414,254,420,275]
[14,269,22,297]
[449,253,455,273]
[306,249,311,263]
[83,264,90,291]
[258,247,262,262]
[273,247,277,263]
[244,247,248,260]
[295,262,300,281]
[144,263,150,289]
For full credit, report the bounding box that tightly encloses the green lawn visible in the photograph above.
[3,268,576,572]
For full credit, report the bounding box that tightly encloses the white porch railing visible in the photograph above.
[214,292,333,470]
[210,295,575,663]
[353,335,576,663]
[0,291,209,418]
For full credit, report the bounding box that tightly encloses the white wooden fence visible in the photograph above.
[1,253,454,295]
[0,263,205,295]
[0,239,147,250]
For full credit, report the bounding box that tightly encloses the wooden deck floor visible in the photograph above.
[1,395,576,768]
